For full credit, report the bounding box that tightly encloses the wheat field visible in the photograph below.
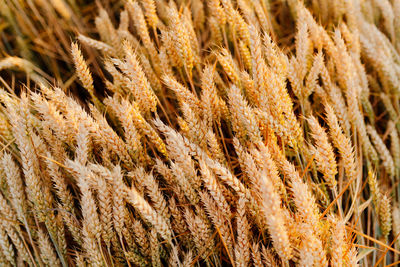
[0,0,400,266]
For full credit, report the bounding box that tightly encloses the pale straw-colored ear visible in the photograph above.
[78,34,115,55]
[307,115,337,192]
[367,124,395,178]
[125,184,172,241]
[37,228,61,266]
[325,102,358,192]
[71,42,94,94]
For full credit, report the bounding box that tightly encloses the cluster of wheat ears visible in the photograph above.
[2,0,400,266]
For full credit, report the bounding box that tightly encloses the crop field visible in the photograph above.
[0,0,400,266]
